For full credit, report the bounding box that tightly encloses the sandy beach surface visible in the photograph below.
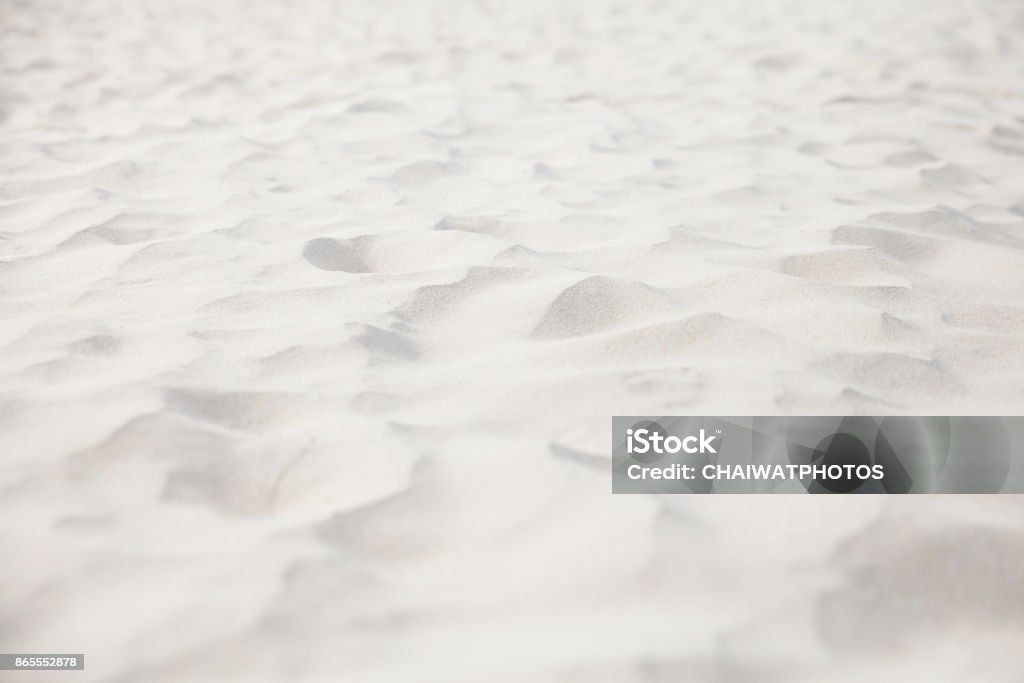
[2,0,1024,680]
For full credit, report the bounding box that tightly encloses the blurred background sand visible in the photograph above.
[2,0,1024,680]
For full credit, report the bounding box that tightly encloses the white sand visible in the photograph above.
[2,0,1024,680]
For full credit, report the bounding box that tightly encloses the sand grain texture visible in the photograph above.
[2,0,1024,680]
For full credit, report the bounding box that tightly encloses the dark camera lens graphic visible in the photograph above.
[811,432,872,493]
[785,417,918,494]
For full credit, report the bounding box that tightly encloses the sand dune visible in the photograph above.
[2,0,1024,680]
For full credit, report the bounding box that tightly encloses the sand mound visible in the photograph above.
[302,236,370,273]
[532,276,681,339]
